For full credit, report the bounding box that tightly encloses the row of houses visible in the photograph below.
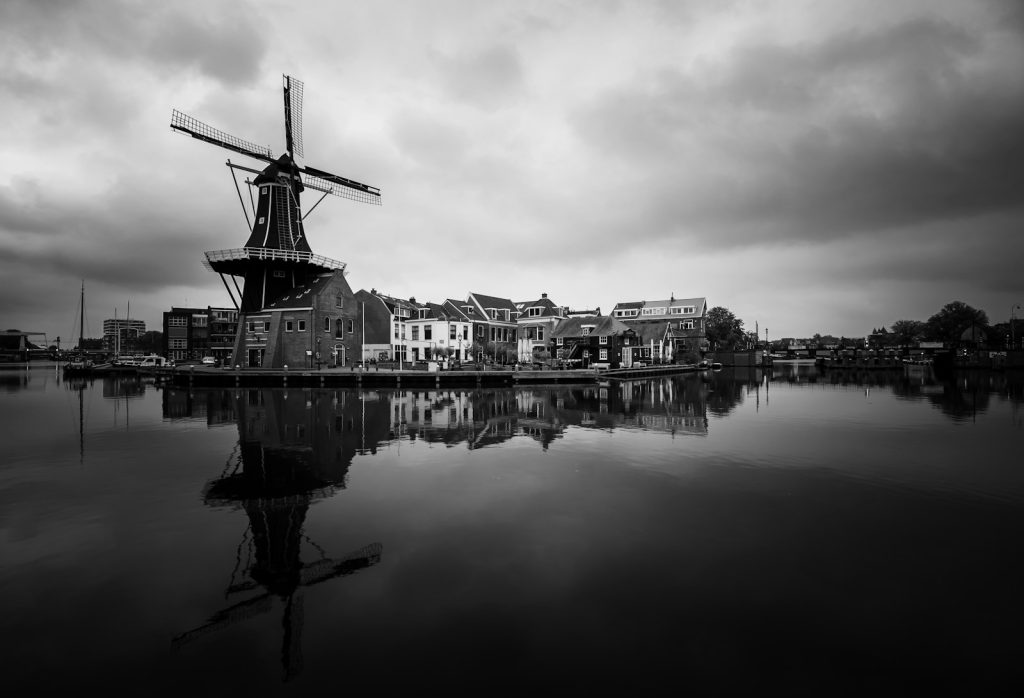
[163,270,708,369]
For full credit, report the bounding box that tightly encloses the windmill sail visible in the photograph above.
[283,75,304,158]
[170,110,273,161]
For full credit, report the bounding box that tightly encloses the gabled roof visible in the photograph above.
[515,295,562,319]
[409,302,450,320]
[442,300,473,322]
[630,321,673,344]
[373,292,418,314]
[468,292,518,323]
[612,296,707,319]
[469,292,517,312]
[551,316,633,338]
[265,273,336,309]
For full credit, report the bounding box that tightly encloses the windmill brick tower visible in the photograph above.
[170,75,380,364]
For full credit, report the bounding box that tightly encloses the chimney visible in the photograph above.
[409,296,416,304]
[542,292,548,299]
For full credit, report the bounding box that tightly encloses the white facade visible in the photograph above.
[407,309,472,362]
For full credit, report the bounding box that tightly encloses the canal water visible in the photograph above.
[2,362,1022,694]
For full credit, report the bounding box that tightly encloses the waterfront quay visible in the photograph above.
[158,362,699,388]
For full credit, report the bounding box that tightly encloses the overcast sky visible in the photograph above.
[2,0,1022,344]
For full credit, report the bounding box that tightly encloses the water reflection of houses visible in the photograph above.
[168,388,387,681]
[376,379,711,451]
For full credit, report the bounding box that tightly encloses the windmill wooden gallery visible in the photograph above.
[170,75,380,371]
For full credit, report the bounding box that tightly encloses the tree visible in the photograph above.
[890,320,926,346]
[137,331,163,354]
[925,302,988,342]
[705,306,745,350]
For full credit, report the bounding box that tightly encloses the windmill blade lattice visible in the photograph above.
[171,110,273,161]
[283,75,304,159]
[301,166,381,205]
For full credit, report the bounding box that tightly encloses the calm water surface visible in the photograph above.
[2,362,1022,694]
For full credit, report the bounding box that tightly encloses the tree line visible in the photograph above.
[705,300,1018,351]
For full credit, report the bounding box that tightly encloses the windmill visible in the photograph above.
[170,75,380,315]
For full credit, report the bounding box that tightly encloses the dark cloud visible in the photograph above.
[572,16,1024,249]
[0,0,266,87]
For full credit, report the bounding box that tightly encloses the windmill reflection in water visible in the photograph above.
[172,391,383,681]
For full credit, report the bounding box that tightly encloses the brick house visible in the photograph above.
[514,293,566,363]
[231,271,362,368]
[550,316,637,369]
[610,296,708,362]
[465,292,519,363]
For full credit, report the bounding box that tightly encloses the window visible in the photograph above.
[682,320,694,330]
[168,316,186,327]
[528,307,542,317]
[600,349,608,360]
[682,306,695,314]
[670,307,683,315]
[412,326,420,340]
[192,315,207,327]
[599,335,607,345]
[477,325,484,338]
[323,317,331,332]
[298,320,306,332]
[246,321,256,333]
[335,294,343,308]
[537,327,544,341]
[264,321,270,332]
[274,270,286,278]
[462,325,468,339]
[347,319,354,334]
[285,321,294,332]
[425,326,432,340]
[556,337,563,346]
[170,339,187,349]
[582,326,592,336]
[450,325,456,340]
[394,323,399,339]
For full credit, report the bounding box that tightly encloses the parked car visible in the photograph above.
[201,356,217,366]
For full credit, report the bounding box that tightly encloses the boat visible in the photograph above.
[64,355,96,374]
[63,282,98,375]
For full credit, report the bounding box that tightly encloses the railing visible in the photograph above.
[204,247,346,271]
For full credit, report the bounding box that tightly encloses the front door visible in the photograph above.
[247,348,263,367]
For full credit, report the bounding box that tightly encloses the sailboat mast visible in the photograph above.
[79,281,85,350]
